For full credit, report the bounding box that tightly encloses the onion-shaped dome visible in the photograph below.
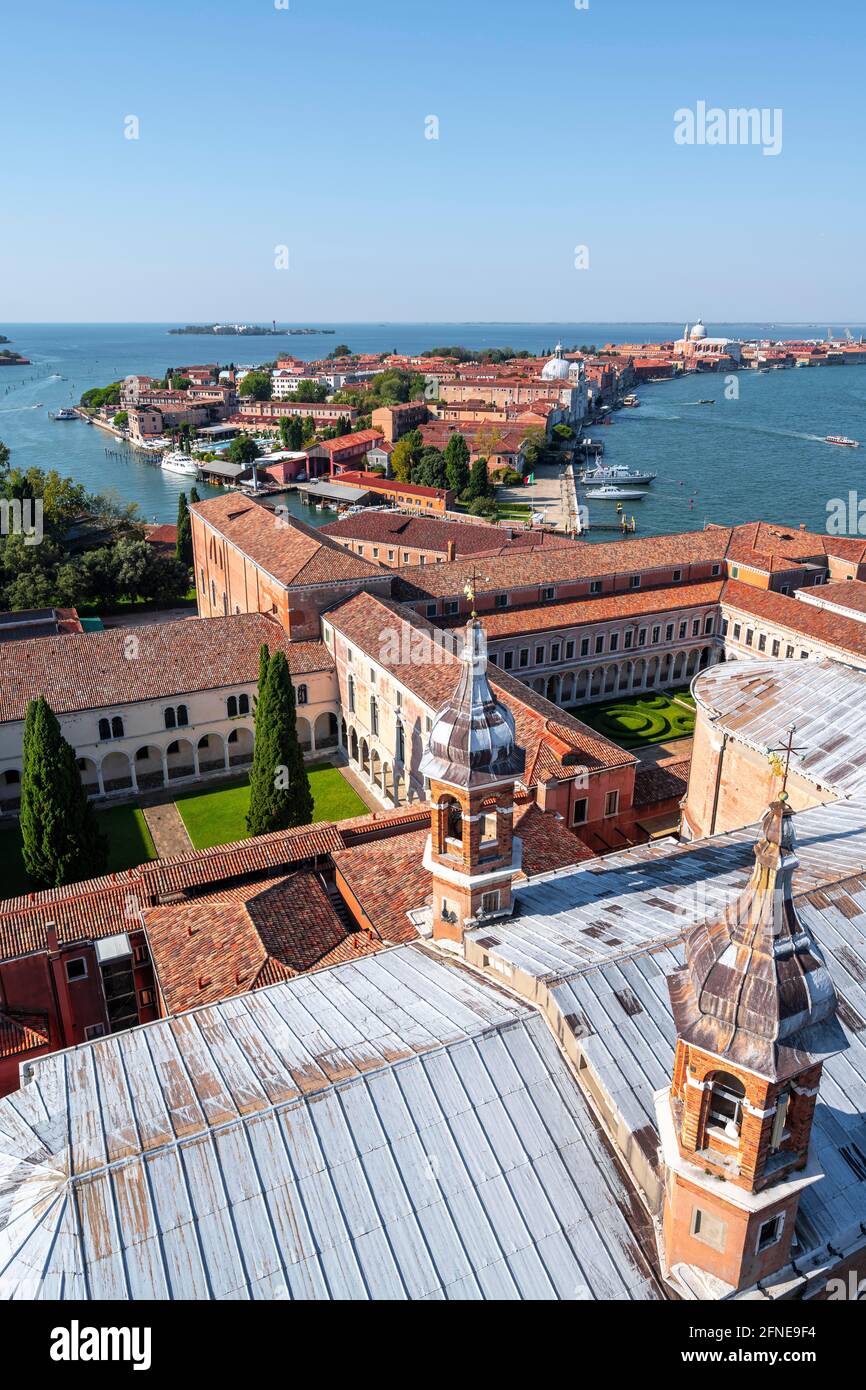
[420,619,525,789]
[690,319,707,340]
[668,800,845,1081]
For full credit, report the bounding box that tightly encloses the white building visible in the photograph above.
[0,615,339,816]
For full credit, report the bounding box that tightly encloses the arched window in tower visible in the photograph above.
[480,810,499,848]
[443,797,462,844]
[707,1072,746,1140]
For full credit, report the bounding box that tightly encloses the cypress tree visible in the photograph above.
[246,651,313,834]
[444,432,470,495]
[19,697,108,888]
[175,491,192,566]
[189,485,201,505]
[467,453,491,499]
[255,643,270,720]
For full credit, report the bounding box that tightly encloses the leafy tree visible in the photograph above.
[0,440,9,472]
[468,497,499,520]
[246,651,313,834]
[293,379,328,403]
[176,492,192,567]
[552,422,575,441]
[390,428,423,483]
[19,697,108,888]
[227,433,260,465]
[412,447,447,489]
[79,382,122,410]
[329,344,351,357]
[113,410,129,429]
[444,433,470,494]
[467,454,492,500]
[238,370,272,401]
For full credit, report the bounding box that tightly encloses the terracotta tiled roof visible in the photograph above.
[143,871,379,1015]
[0,1010,49,1060]
[394,529,732,598]
[0,823,346,960]
[333,805,591,944]
[335,471,450,501]
[725,522,866,569]
[722,579,866,660]
[800,579,866,616]
[143,822,346,898]
[633,759,690,808]
[191,493,390,587]
[328,591,635,777]
[321,512,577,558]
[438,581,725,638]
[0,615,331,724]
[310,429,384,455]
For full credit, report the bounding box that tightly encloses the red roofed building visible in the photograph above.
[331,470,455,514]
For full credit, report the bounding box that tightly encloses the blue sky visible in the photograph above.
[3,0,865,321]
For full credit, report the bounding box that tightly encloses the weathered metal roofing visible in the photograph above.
[694,658,866,796]
[467,795,866,985]
[0,946,661,1301]
[545,866,866,1268]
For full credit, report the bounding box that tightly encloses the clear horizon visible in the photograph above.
[3,0,865,320]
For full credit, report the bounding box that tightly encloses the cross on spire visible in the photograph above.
[767,723,807,800]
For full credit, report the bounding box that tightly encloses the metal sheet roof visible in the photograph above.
[544,872,866,1267]
[0,946,660,1301]
[467,795,866,984]
[694,658,866,796]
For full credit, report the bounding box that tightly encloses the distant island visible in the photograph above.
[0,335,10,344]
[168,324,335,337]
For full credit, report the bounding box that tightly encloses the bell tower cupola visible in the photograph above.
[658,797,847,1293]
[420,614,525,946]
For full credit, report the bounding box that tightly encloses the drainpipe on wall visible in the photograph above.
[708,730,728,838]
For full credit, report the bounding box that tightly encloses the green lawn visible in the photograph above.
[570,692,696,750]
[0,805,157,903]
[175,763,369,850]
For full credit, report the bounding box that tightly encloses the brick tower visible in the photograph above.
[419,615,525,946]
[657,797,846,1293]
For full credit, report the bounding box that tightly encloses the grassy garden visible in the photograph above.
[571,690,696,750]
[0,805,157,903]
[175,763,368,850]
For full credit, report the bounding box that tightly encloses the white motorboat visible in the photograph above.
[582,484,646,501]
[50,407,78,421]
[580,464,656,485]
[161,450,199,476]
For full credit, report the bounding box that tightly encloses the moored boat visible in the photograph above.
[579,464,656,486]
[582,484,646,501]
[161,450,200,476]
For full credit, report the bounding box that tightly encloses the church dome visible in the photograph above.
[541,344,572,381]
[667,799,844,1081]
[419,619,525,789]
[690,319,707,340]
